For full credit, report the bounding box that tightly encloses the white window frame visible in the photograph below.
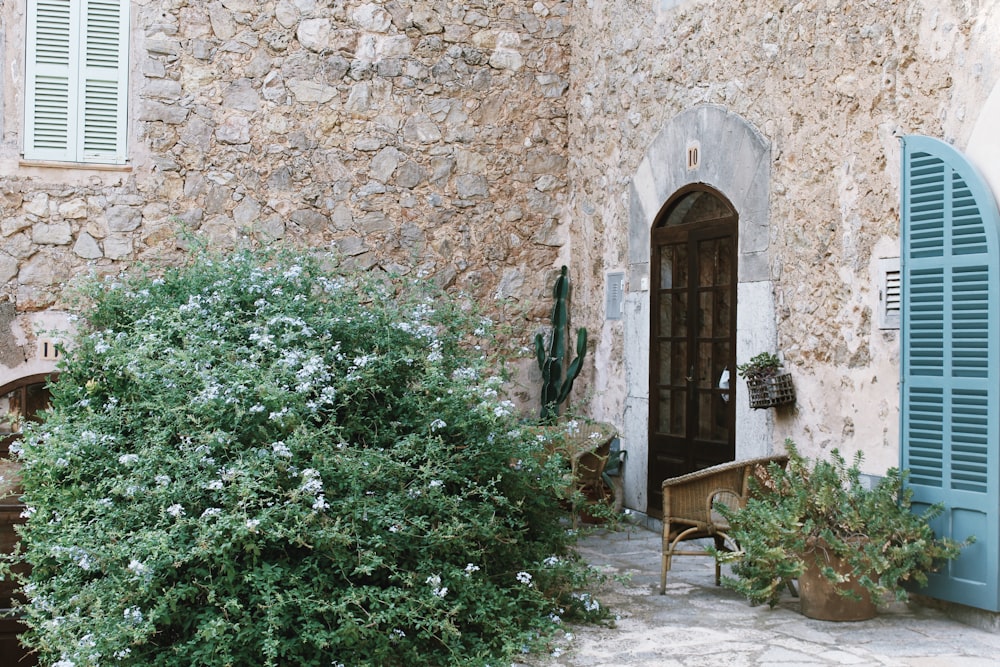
[23,0,129,165]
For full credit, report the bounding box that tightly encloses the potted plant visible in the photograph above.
[736,352,795,409]
[713,441,967,620]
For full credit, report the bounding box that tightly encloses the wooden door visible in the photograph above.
[648,187,737,517]
[0,376,49,665]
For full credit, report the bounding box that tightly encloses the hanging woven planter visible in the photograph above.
[746,373,796,409]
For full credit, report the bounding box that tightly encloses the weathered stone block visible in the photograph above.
[23,193,50,217]
[138,100,190,124]
[287,79,338,103]
[144,77,183,100]
[1,216,30,236]
[395,161,428,188]
[33,222,72,245]
[403,114,443,143]
[0,254,17,284]
[352,4,392,32]
[56,201,87,223]
[290,208,329,232]
[412,10,443,35]
[107,206,142,232]
[335,236,369,256]
[19,252,70,285]
[73,232,103,259]
[456,173,489,198]
[216,115,252,144]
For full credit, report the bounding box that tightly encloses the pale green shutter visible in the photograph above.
[24,0,128,164]
[80,0,129,163]
[24,0,78,161]
[901,135,1000,611]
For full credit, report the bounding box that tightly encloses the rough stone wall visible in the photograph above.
[0,0,573,380]
[567,0,1000,472]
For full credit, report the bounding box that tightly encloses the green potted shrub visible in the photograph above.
[736,352,795,409]
[714,441,967,620]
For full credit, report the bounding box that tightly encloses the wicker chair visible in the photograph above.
[659,455,789,594]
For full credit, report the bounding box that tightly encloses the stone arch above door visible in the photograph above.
[622,105,777,515]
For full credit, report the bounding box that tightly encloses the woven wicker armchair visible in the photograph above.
[660,455,788,594]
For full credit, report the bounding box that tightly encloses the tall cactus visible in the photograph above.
[535,265,587,422]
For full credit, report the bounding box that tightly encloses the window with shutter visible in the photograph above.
[23,0,129,164]
[901,135,1000,612]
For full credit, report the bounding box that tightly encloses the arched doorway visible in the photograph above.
[647,186,738,517]
[0,374,51,666]
[623,105,773,517]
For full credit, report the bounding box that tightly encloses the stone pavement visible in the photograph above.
[522,524,1000,667]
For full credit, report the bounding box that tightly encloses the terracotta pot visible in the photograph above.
[798,547,876,621]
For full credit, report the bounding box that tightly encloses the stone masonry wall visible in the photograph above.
[1,0,573,387]
[567,0,1000,472]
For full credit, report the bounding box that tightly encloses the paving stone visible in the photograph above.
[523,527,1000,667]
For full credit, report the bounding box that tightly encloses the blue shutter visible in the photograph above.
[901,135,1000,611]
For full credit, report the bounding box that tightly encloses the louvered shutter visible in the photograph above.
[80,0,129,163]
[23,0,128,164]
[901,135,1000,611]
[24,0,77,161]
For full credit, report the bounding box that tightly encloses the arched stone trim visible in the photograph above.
[0,309,73,389]
[622,105,776,514]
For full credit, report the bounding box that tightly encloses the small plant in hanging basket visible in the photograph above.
[736,352,795,409]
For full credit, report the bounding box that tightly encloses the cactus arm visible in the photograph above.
[534,331,546,372]
[556,328,587,405]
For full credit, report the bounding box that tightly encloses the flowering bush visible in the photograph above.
[8,249,606,667]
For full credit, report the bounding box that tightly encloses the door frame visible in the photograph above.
[623,105,775,517]
[647,185,739,516]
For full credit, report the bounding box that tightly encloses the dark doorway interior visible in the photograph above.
[648,186,738,517]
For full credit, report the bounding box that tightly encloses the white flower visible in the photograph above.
[543,556,561,567]
[493,401,514,418]
[573,592,600,612]
[200,507,222,519]
[123,606,143,624]
[246,518,261,531]
[118,453,139,465]
[127,559,148,576]
[464,563,480,576]
[429,418,447,431]
[300,468,323,495]
[516,571,533,585]
[205,479,224,490]
[271,441,293,458]
[425,573,447,597]
[312,494,329,511]
[20,506,35,519]
[155,475,171,486]
[429,479,444,488]
[167,504,185,517]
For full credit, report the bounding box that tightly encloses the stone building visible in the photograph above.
[3,0,1000,615]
